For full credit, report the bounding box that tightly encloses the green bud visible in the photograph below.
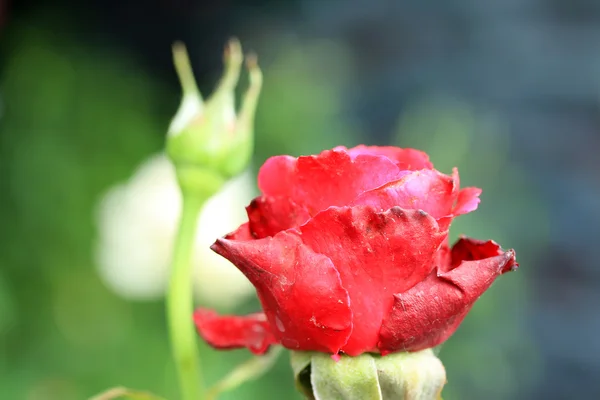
[166,39,262,197]
[290,350,446,400]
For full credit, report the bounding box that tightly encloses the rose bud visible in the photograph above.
[166,39,262,197]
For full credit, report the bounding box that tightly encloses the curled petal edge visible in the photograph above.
[338,145,434,170]
[378,239,517,355]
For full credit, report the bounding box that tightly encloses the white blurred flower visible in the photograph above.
[94,153,256,309]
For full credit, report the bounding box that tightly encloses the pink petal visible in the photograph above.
[453,187,482,216]
[257,149,402,215]
[340,145,434,170]
[352,169,456,220]
[246,196,311,239]
[211,232,353,354]
[378,238,517,354]
[193,310,277,355]
[430,169,482,231]
[256,155,296,198]
[299,206,445,356]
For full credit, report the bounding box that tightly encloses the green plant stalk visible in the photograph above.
[205,346,284,400]
[167,193,206,400]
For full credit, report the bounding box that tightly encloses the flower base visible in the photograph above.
[290,349,446,400]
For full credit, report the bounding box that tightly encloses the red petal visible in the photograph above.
[339,145,434,170]
[193,310,277,355]
[211,232,353,354]
[450,237,518,271]
[256,155,296,198]
[257,149,401,215]
[352,169,456,220]
[453,187,482,216]
[299,206,445,355]
[246,196,311,239]
[434,238,452,272]
[378,238,517,354]
[224,222,255,241]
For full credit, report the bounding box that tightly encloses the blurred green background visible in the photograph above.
[2,1,597,399]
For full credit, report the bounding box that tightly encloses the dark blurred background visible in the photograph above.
[1,0,599,399]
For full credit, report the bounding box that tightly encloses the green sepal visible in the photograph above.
[291,349,446,400]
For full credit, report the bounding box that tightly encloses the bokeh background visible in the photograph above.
[1,0,598,399]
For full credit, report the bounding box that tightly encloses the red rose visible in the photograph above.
[194,145,517,356]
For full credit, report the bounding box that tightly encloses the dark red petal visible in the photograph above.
[378,239,517,354]
[450,237,518,271]
[193,309,277,355]
[352,169,456,219]
[257,149,401,215]
[211,232,353,354]
[340,145,434,170]
[246,196,311,239]
[299,206,445,356]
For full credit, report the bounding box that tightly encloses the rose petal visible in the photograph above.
[246,196,311,239]
[449,237,517,271]
[453,187,482,216]
[378,238,517,354]
[224,222,255,241]
[340,145,434,170]
[433,238,452,272]
[193,310,277,355]
[256,155,296,198]
[211,232,353,354]
[352,169,456,220]
[299,206,445,356]
[421,169,482,231]
[257,149,401,215]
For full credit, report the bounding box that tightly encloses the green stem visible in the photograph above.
[167,193,206,400]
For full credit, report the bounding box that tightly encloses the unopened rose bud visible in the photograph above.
[290,349,446,400]
[166,39,262,197]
